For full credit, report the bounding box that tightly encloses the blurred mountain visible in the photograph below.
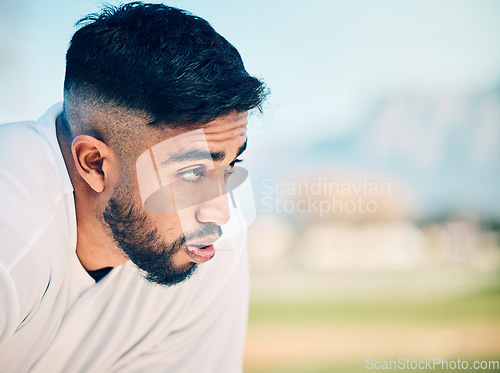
[250,85,500,221]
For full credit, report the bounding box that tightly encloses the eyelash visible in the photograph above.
[229,158,243,168]
[178,159,243,183]
[178,166,206,182]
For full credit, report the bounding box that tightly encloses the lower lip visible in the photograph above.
[186,245,215,263]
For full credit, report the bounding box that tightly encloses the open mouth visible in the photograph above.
[189,244,213,249]
[185,232,220,263]
[186,244,215,263]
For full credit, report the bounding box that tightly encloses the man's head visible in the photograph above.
[59,2,267,286]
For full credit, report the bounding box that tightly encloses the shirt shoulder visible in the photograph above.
[0,104,71,267]
[0,105,76,342]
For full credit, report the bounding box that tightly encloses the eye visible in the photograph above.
[178,166,205,182]
[228,158,243,169]
[224,159,242,180]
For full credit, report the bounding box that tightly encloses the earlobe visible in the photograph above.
[72,135,117,193]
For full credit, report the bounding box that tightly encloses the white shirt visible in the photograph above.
[0,104,249,373]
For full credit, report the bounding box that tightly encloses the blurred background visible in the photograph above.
[1,0,500,372]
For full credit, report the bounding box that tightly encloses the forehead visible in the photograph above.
[133,111,248,164]
[170,111,248,150]
[201,111,248,145]
[152,111,247,156]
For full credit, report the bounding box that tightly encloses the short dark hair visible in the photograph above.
[64,2,267,127]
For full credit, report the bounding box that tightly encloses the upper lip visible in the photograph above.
[187,235,220,248]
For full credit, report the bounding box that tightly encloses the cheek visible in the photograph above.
[120,169,183,237]
[170,174,222,210]
[149,206,199,240]
[149,216,182,243]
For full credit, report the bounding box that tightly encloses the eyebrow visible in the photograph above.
[161,139,247,165]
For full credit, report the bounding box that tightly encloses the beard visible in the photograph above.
[102,190,221,286]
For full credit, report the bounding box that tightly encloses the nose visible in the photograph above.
[195,193,231,226]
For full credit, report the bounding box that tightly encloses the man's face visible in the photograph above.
[103,111,248,286]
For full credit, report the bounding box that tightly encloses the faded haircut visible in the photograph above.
[63,2,267,130]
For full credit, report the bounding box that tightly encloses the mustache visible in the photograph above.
[182,223,222,244]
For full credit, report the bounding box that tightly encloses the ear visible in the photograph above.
[71,135,119,193]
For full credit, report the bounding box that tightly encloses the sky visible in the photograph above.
[2,0,500,145]
[1,0,500,219]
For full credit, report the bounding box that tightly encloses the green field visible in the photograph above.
[244,285,500,373]
[248,285,500,326]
